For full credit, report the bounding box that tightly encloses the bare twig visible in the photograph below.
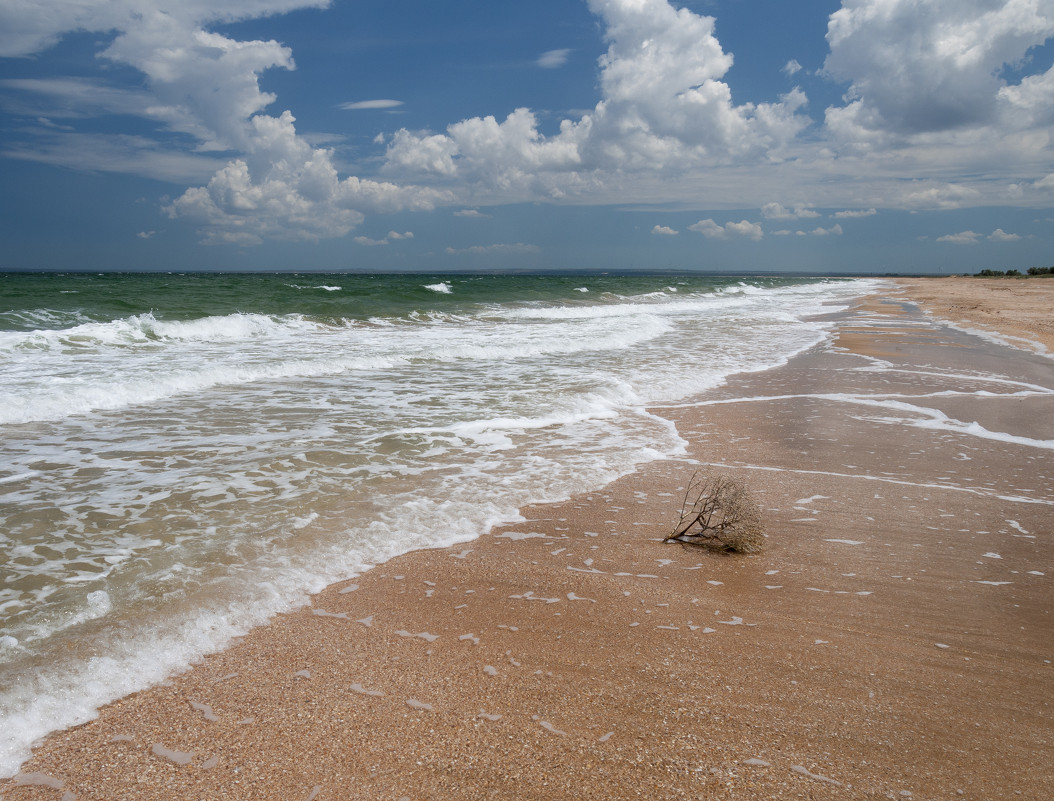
[663,472,765,553]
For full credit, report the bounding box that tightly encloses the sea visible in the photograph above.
[0,271,878,775]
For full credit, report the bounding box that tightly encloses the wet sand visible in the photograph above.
[5,282,1053,800]
[891,276,1054,355]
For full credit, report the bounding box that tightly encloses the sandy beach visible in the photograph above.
[4,278,1052,801]
[892,276,1054,355]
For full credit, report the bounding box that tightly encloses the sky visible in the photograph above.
[1,0,1052,274]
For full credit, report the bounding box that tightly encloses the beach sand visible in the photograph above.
[891,276,1054,356]
[5,280,1052,800]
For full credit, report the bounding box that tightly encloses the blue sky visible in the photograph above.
[1,0,1052,273]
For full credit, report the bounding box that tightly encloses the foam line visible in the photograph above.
[675,392,1054,450]
[699,462,1054,506]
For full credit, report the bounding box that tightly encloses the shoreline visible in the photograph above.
[890,275,1054,356]
[5,281,1053,799]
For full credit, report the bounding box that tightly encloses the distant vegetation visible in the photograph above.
[974,266,1053,277]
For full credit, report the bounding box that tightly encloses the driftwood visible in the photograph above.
[663,472,765,553]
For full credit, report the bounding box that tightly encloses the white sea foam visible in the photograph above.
[688,391,1054,451]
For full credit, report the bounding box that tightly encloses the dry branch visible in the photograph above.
[663,472,765,553]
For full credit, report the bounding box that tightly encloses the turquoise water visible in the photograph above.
[0,271,876,774]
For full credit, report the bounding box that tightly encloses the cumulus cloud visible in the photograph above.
[988,228,1021,242]
[651,224,678,235]
[833,207,877,218]
[688,219,764,240]
[353,230,414,246]
[774,225,844,237]
[937,230,982,245]
[783,59,803,76]
[163,111,451,243]
[537,49,572,69]
[454,209,489,218]
[383,0,810,199]
[761,202,820,220]
[810,223,843,236]
[0,0,452,244]
[824,0,1054,140]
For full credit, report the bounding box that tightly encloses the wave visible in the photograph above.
[500,284,812,321]
[287,284,342,292]
[0,313,670,425]
[0,311,324,353]
[0,280,875,426]
[0,308,96,332]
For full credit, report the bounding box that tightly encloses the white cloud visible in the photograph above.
[783,59,803,76]
[809,223,843,236]
[164,111,451,243]
[726,220,765,240]
[761,201,820,220]
[688,219,724,238]
[0,77,155,119]
[688,218,763,240]
[537,49,572,69]
[339,99,404,110]
[0,1,449,244]
[137,230,156,239]
[454,209,489,218]
[988,228,1021,242]
[383,0,810,198]
[0,1,331,59]
[833,207,877,218]
[900,182,983,210]
[100,15,300,152]
[937,230,982,245]
[2,129,221,182]
[651,224,678,235]
[824,0,1054,138]
[353,230,414,246]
